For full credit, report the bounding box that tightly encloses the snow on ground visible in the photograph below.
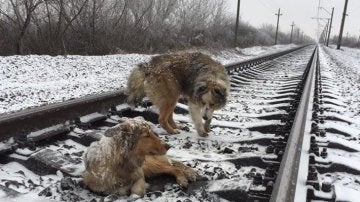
[316,45,360,201]
[321,45,360,126]
[0,44,303,201]
[0,44,296,115]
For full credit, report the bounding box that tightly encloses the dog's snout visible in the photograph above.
[203,116,208,120]
[165,144,171,151]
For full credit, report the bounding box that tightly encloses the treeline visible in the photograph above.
[327,35,360,48]
[0,0,310,56]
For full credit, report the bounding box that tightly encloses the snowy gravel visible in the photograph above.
[0,44,305,202]
[0,44,296,115]
[312,45,360,201]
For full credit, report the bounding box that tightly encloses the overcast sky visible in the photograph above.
[226,0,360,40]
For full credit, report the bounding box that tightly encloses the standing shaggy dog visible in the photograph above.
[127,52,230,137]
[83,117,197,196]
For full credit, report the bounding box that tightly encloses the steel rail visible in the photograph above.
[225,45,308,73]
[0,45,310,141]
[0,90,127,141]
[270,46,318,202]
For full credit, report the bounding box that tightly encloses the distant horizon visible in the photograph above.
[225,0,360,41]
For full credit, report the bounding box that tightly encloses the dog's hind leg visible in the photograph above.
[159,100,180,134]
[168,111,179,129]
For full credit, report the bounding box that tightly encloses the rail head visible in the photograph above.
[225,44,311,72]
[270,46,318,202]
[0,90,127,141]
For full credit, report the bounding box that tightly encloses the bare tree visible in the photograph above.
[0,0,310,55]
[0,0,43,54]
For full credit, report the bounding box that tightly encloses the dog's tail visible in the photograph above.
[127,64,147,106]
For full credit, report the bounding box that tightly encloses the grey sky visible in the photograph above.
[226,0,360,40]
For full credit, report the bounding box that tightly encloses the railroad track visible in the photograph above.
[0,45,358,202]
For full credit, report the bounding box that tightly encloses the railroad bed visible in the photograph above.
[0,45,359,202]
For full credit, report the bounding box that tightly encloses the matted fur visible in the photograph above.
[127,52,230,136]
[83,117,169,196]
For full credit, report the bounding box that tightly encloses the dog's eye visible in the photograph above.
[214,88,223,97]
[210,103,214,107]
[197,86,207,93]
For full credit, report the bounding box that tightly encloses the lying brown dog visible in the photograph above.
[83,117,196,196]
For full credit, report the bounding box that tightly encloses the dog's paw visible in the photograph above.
[176,176,189,188]
[131,179,147,197]
[131,186,146,197]
[198,131,208,137]
[168,128,180,134]
[204,126,211,133]
[184,169,198,182]
[176,123,190,132]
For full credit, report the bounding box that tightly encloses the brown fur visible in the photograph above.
[83,117,197,196]
[83,117,169,196]
[127,52,230,136]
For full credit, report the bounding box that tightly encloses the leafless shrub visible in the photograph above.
[0,0,310,55]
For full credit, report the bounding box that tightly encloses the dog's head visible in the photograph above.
[194,79,229,120]
[105,117,170,156]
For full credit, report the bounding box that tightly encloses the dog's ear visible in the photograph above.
[139,127,151,137]
[121,120,149,137]
[104,125,121,137]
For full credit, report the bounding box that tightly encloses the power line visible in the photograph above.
[257,0,272,10]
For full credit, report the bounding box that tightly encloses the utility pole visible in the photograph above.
[290,22,295,43]
[296,29,300,44]
[317,0,322,41]
[274,8,282,45]
[326,7,334,46]
[234,0,241,47]
[300,31,304,44]
[337,0,349,50]
[324,20,329,44]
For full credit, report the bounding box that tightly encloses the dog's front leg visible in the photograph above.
[204,119,211,133]
[189,102,207,137]
[130,169,148,197]
[203,109,214,133]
